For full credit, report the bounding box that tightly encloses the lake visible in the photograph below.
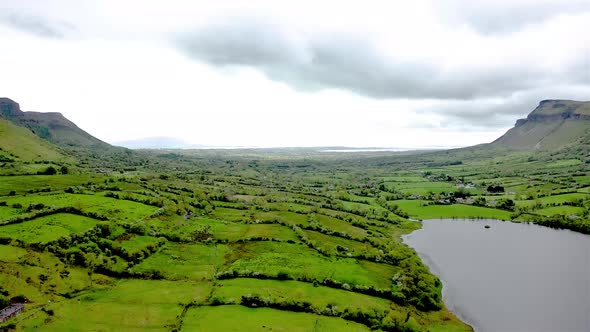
[403,219,590,332]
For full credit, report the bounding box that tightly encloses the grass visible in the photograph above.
[573,176,590,184]
[303,230,378,255]
[381,176,426,182]
[515,193,589,207]
[209,207,250,222]
[543,159,582,168]
[0,174,105,196]
[213,278,393,312]
[181,305,371,331]
[0,213,101,244]
[534,206,586,217]
[0,205,23,219]
[392,200,512,220]
[2,193,158,221]
[0,244,27,262]
[19,279,213,331]
[0,249,102,304]
[80,279,212,305]
[226,242,397,289]
[0,118,66,162]
[131,243,227,280]
[256,210,311,226]
[117,235,161,253]
[198,218,300,242]
[315,214,368,238]
[37,302,181,332]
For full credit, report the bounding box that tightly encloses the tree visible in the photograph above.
[496,198,515,211]
[39,166,57,175]
[473,196,487,207]
[60,165,69,174]
[487,185,505,193]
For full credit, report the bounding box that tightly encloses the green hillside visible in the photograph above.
[0,118,66,162]
[0,98,110,149]
[0,98,138,171]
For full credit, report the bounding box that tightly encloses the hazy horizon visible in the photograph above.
[112,136,463,150]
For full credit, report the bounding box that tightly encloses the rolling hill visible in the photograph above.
[0,98,139,171]
[0,98,111,150]
[491,100,590,150]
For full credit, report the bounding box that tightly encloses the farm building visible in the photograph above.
[0,304,24,323]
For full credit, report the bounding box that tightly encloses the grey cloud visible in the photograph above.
[0,11,74,38]
[433,0,590,35]
[435,99,539,129]
[178,17,307,67]
[428,86,590,129]
[176,17,559,100]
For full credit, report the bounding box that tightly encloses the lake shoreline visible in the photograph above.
[404,218,590,332]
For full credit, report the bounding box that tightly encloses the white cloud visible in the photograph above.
[0,1,588,148]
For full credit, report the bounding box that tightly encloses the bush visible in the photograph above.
[0,295,9,309]
[10,295,27,303]
[277,271,290,280]
[496,198,515,211]
[487,185,505,193]
[38,166,57,175]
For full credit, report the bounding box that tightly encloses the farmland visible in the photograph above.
[1,146,590,331]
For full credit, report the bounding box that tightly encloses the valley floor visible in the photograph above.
[1,147,589,331]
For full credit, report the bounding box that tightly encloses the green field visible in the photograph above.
[2,193,158,221]
[392,200,513,220]
[535,206,585,217]
[181,305,371,331]
[0,213,101,244]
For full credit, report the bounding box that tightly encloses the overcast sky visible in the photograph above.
[0,0,589,148]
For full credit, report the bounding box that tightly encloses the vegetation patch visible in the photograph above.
[0,213,101,244]
[180,305,371,331]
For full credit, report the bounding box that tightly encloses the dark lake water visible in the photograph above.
[403,219,590,332]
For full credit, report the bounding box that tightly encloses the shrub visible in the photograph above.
[10,295,27,303]
[38,166,57,175]
[0,295,9,309]
[277,271,290,280]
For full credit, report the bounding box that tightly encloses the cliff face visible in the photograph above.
[515,100,590,126]
[492,100,590,150]
[0,98,22,117]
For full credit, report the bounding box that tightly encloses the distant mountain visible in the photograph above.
[114,137,206,149]
[491,100,590,150]
[0,98,110,150]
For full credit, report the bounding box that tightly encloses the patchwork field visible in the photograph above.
[2,146,589,331]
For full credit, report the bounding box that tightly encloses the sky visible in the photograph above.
[0,0,589,148]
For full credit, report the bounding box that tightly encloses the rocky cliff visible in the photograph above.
[491,100,590,150]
